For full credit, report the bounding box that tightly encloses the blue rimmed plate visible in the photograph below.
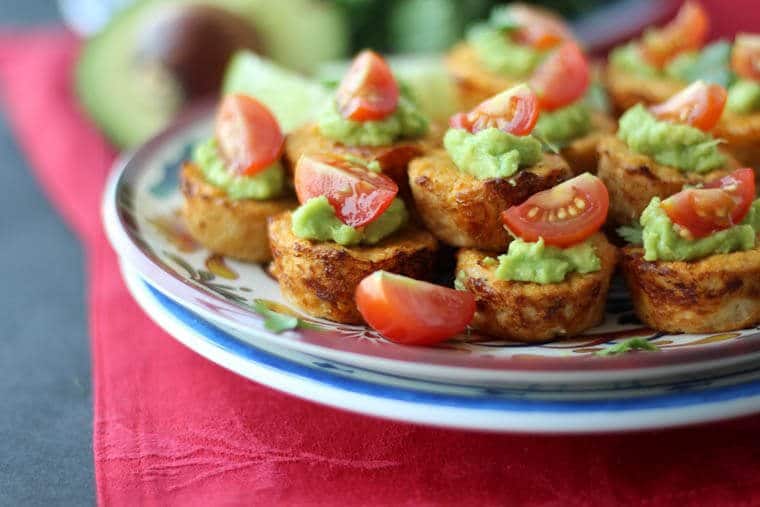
[122,261,760,433]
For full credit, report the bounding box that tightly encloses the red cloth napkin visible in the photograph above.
[3,25,760,507]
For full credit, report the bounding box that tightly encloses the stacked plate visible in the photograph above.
[103,105,760,433]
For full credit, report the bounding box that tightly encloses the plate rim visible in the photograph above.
[102,103,760,377]
[122,261,760,433]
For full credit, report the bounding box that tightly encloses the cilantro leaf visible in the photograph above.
[596,337,659,357]
[252,300,299,333]
[617,224,643,245]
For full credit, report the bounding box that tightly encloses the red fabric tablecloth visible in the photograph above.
[2,22,760,507]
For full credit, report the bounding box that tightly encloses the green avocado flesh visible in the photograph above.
[610,41,735,88]
[193,139,284,200]
[317,86,429,147]
[467,24,544,77]
[291,196,408,246]
[76,0,348,148]
[639,198,760,262]
[493,238,601,284]
[443,127,542,180]
[727,79,760,114]
[533,101,592,148]
[617,104,725,173]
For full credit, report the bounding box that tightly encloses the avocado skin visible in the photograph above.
[76,0,348,148]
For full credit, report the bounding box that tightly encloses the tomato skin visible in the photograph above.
[215,93,284,176]
[640,1,709,68]
[501,173,609,247]
[336,50,399,122]
[732,34,760,81]
[449,84,539,136]
[662,168,756,238]
[530,41,590,111]
[355,271,476,346]
[294,154,398,227]
[508,4,573,50]
[649,81,727,132]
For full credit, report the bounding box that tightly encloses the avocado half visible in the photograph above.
[76,0,348,148]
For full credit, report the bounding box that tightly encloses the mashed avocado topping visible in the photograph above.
[611,41,735,87]
[443,127,542,180]
[609,43,660,78]
[317,86,428,147]
[638,197,760,262]
[493,237,601,284]
[617,104,725,173]
[193,139,284,200]
[727,79,760,114]
[291,196,408,246]
[467,24,544,77]
[664,41,735,88]
[533,101,592,148]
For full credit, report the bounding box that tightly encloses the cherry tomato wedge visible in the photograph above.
[649,81,727,132]
[449,84,539,135]
[501,173,609,247]
[294,154,398,228]
[355,271,476,346]
[732,34,760,81]
[508,4,573,50]
[662,168,757,238]
[336,50,399,122]
[214,93,284,176]
[640,1,709,68]
[530,41,590,111]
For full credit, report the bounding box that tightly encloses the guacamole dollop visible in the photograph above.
[291,196,408,246]
[533,101,592,148]
[611,41,735,87]
[193,139,284,200]
[443,127,542,180]
[727,79,760,114]
[317,86,428,147]
[617,103,725,173]
[609,43,660,78]
[467,24,543,77]
[639,197,760,262]
[493,237,601,284]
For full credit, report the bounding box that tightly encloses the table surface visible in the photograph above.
[0,2,94,505]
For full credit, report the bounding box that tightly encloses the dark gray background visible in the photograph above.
[0,1,95,505]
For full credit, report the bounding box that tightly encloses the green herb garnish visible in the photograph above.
[596,337,659,356]
[252,299,300,333]
[617,224,643,245]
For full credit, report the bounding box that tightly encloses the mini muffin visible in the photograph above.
[284,122,443,192]
[604,65,683,115]
[527,42,615,176]
[597,82,739,227]
[268,212,437,324]
[620,173,760,333]
[713,35,760,177]
[622,245,760,333]
[597,136,737,226]
[558,112,617,174]
[714,110,760,177]
[283,50,434,194]
[181,163,296,262]
[457,233,617,342]
[180,93,296,263]
[445,42,518,110]
[604,2,711,115]
[445,3,573,110]
[409,149,570,251]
